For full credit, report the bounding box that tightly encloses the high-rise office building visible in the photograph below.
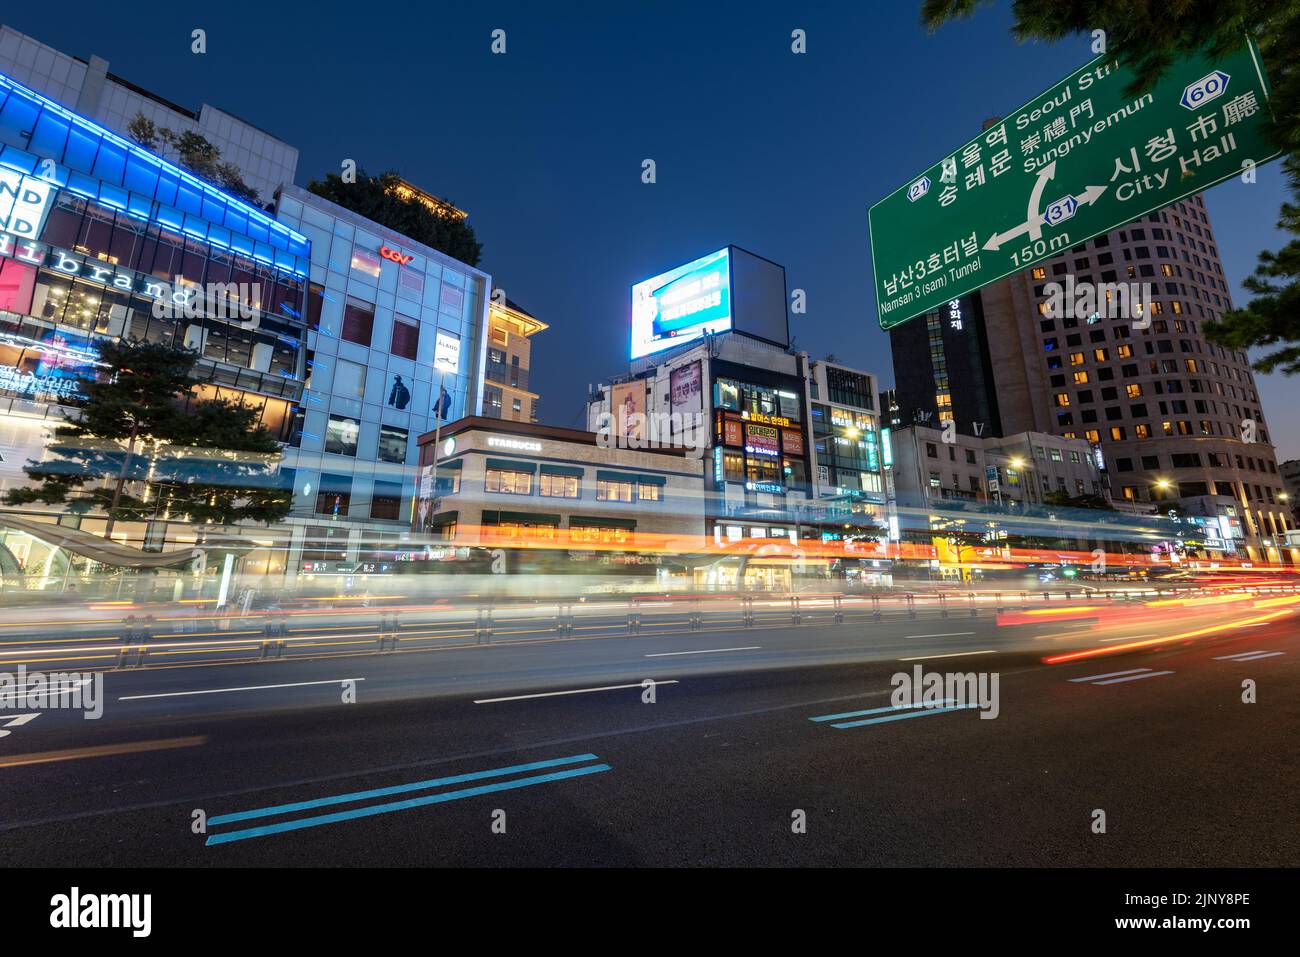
[890,193,1294,563]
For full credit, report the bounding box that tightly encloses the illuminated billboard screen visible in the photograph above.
[630,248,732,359]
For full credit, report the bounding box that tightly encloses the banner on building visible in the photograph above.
[611,381,645,441]
[669,361,703,413]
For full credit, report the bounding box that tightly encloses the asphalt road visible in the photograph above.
[1,606,1296,866]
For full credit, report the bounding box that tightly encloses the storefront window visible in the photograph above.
[570,525,632,546]
[723,452,745,482]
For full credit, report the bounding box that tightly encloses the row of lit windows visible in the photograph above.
[482,468,663,503]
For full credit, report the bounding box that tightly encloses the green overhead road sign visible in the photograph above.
[869,38,1279,330]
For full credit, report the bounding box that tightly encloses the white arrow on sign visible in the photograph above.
[983,164,1109,253]
[1075,183,1108,207]
[983,160,1055,252]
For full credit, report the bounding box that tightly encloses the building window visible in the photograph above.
[485,468,533,495]
[315,474,352,516]
[302,524,348,562]
[377,424,408,464]
[597,478,635,502]
[539,473,579,498]
[370,480,403,521]
[324,414,360,456]
[341,296,375,346]
[334,358,366,398]
[570,524,633,546]
[306,281,326,330]
[639,482,662,502]
[350,247,381,278]
[390,319,419,360]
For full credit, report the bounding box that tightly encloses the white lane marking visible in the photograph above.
[473,680,680,704]
[897,650,997,661]
[0,678,91,703]
[1069,668,1150,683]
[1092,670,1175,685]
[0,712,42,737]
[903,632,976,639]
[119,678,365,701]
[1216,651,1284,662]
[1214,650,1270,660]
[643,646,761,658]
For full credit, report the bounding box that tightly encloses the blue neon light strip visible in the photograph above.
[206,762,611,845]
[207,753,603,826]
[829,704,980,729]
[808,698,961,722]
[0,69,310,268]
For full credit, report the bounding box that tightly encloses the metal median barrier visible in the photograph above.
[6,582,1285,672]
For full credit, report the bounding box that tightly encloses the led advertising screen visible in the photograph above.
[630,248,731,359]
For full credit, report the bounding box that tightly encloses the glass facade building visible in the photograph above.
[0,66,313,583]
[273,184,491,573]
[0,66,495,585]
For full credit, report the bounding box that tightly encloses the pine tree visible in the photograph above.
[5,339,292,535]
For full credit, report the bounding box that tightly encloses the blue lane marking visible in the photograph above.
[206,763,612,846]
[830,704,981,729]
[809,699,958,722]
[208,753,601,827]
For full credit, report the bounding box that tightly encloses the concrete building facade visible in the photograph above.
[0,25,298,204]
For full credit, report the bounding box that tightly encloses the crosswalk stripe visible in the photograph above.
[1091,670,1174,685]
[1068,668,1149,683]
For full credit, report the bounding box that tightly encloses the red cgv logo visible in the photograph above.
[380,246,413,265]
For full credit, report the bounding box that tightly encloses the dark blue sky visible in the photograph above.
[6,1,1296,457]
